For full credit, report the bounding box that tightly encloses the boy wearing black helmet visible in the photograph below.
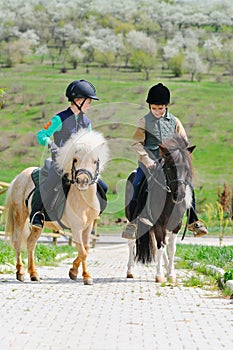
[122,83,208,239]
[30,79,107,228]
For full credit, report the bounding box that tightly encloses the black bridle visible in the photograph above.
[70,158,100,186]
[148,158,190,196]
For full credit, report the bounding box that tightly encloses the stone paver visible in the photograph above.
[0,243,233,350]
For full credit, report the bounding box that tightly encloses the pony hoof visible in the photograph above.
[69,270,77,281]
[155,276,165,283]
[16,272,25,282]
[127,273,134,278]
[83,278,93,285]
[167,276,176,284]
[31,275,40,282]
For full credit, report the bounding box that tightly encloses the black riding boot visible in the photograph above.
[30,187,44,228]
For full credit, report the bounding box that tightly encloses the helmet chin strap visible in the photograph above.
[73,98,87,128]
[73,98,87,116]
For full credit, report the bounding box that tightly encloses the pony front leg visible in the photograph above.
[155,247,166,283]
[127,239,135,278]
[69,243,93,285]
[166,231,177,283]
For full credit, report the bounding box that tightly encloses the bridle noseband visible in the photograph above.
[70,158,100,186]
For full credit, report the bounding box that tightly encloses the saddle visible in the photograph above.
[28,158,107,229]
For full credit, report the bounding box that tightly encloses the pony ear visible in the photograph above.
[187,145,196,153]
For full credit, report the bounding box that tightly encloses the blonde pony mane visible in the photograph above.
[56,129,109,174]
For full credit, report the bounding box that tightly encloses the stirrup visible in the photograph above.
[122,223,137,240]
[30,212,45,229]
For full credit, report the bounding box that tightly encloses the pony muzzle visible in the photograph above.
[75,171,93,190]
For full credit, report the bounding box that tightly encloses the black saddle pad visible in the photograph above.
[31,167,70,225]
[31,167,107,225]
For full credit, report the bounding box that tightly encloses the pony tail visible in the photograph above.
[2,183,14,245]
[135,221,156,264]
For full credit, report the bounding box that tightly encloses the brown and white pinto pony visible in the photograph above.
[126,135,195,283]
[3,129,109,285]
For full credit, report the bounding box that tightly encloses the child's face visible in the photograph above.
[150,104,167,118]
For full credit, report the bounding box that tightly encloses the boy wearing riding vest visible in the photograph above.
[30,79,107,228]
[122,83,208,239]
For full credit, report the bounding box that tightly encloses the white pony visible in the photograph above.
[4,129,109,285]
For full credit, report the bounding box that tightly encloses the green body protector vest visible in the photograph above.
[144,110,176,160]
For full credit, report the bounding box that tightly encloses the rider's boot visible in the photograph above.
[188,221,208,237]
[122,221,137,239]
[30,189,44,229]
[187,191,208,237]
[122,222,137,239]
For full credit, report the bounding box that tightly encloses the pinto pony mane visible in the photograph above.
[159,134,194,178]
[56,129,109,174]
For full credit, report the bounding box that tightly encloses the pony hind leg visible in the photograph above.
[12,212,29,282]
[27,226,43,281]
[127,239,136,278]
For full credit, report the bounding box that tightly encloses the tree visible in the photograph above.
[221,40,233,83]
[68,45,84,70]
[203,36,222,73]
[183,51,207,81]
[126,30,157,80]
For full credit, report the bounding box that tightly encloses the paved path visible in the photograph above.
[0,237,233,350]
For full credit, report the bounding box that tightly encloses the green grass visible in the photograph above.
[176,244,233,271]
[0,239,77,273]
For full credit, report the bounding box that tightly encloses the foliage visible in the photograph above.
[0,239,76,271]
[0,0,233,81]
[223,268,233,283]
[176,244,233,271]
[0,88,7,109]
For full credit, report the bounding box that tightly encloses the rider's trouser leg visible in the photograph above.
[129,167,146,221]
[98,178,108,193]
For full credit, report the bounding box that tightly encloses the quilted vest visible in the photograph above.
[53,107,91,147]
[144,110,176,160]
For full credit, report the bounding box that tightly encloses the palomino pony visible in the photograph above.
[4,129,109,285]
[125,135,195,283]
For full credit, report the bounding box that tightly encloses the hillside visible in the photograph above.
[0,64,233,220]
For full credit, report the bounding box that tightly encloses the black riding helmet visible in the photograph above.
[146,83,170,105]
[66,79,99,101]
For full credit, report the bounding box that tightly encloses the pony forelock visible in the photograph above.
[56,129,109,173]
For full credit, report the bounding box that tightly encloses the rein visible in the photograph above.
[148,160,190,197]
[70,158,100,186]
